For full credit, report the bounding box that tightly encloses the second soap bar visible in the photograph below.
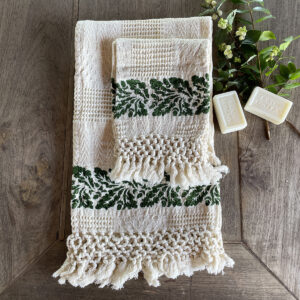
[213,91,247,134]
[245,87,293,125]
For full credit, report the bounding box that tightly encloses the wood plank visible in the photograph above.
[59,0,78,241]
[240,0,300,297]
[0,241,294,299]
[214,0,241,242]
[73,0,241,242]
[0,0,74,292]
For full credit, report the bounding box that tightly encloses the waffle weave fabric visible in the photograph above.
[53,17,234,290]
[110,38,228,188]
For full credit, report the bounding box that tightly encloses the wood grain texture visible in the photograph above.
[59,0,78,241]
[76,0,241,242]
[0,0,73,293]
[212,2,241,242]
[0,241,294,300]
[0,0,299,298]
[239,0,300,297]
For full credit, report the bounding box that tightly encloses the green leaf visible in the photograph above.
[229,68,237,74]
[241,54,257,66]
[214,81,223,92]
[279,36,293,51]
[279,64,290,79]
[259,45,275,55]
[259,31,276,41]
[227,81,240,87]
[242,30,262,44]
[199,8,215,16]
[259,55,268,72]
[249,0,264,3]
[287,62,297,73]
[279,35,300,51]
[217,58,227,69]
[214,29,227,45]
[265,65,278,77]
[293,35,300,41]
[275,74,286,83]
[238,17,252,25]
[236,10,250,14]
[219,70,230,80]
[267,86,277,94]
[241,44,257,57]
[289,70,300,80]
[284,83,300,89]
[241,64,260,73]
[255,15,275,23]
[227,9,238,25]
[252,6,271,14]
[267,59,277,68]
[278,93,290,98]
[266,82,286,89]
[277,56,295,63]
[230,0,247,4]
[217,0,227,10]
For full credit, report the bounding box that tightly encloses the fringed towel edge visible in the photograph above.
[110,156,229,188]
[53,226,234,289]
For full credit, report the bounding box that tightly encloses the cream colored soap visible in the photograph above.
[245,87,293,125]
[213,91,247,134]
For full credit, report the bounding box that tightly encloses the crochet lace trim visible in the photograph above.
[53,225,234,289]
[110,133,228,188]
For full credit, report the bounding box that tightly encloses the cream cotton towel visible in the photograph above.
[53,17,234,290]
[110,38,228,188]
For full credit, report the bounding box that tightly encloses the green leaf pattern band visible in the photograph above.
[71,166,220,210]
[112,74,210,119]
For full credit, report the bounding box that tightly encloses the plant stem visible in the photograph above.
[247,3,264,87]
[286,119,300,137]
[265,120,271,140]
[248,1,270,139]
[276,85,284,95]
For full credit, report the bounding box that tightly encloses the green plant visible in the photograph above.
[200,0,300,139]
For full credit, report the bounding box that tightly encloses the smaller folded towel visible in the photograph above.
[110,38,228,188]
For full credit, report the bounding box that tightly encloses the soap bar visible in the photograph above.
[213,91,247,134]
[245,87,293,125]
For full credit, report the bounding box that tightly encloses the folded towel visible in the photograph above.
[110,38,228,188]
[53,17,234,290]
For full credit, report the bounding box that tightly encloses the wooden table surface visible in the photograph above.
[0,0,299,299]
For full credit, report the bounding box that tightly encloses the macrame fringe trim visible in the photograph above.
[53,250,234,290]
[110,156,229,188]
[53,248,234,290]
[53,228,234,289]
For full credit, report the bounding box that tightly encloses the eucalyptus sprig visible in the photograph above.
[200,0,300,139]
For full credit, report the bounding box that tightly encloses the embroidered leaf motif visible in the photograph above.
[71,166,94,209]
[183,184,220,206]
[94,168,138,210]
[112,78,149,118]
[192,74,211,114]
[112,75,210,118]
[140,183,182,208]
[150,75,210,116]
[71,166,220,210]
